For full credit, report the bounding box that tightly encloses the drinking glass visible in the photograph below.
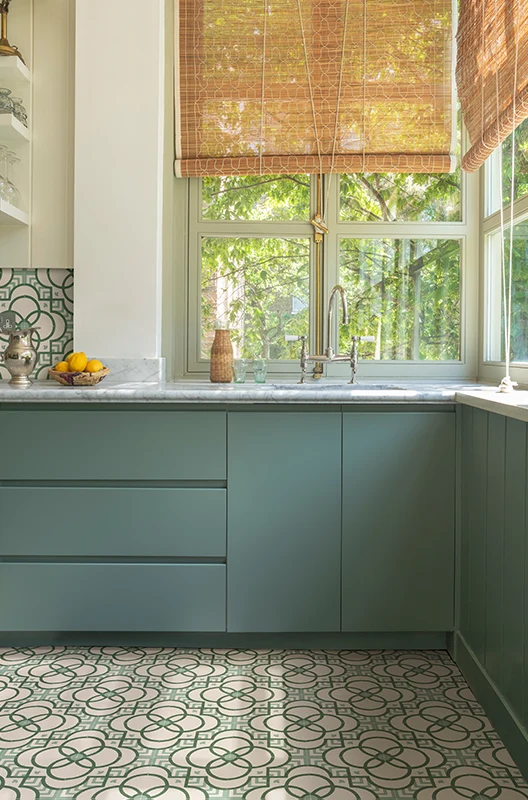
[253,359,268,383]
[0,151,20,207]
[233,358,247,383]
[0,145,8,199]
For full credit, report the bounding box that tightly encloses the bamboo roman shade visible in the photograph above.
[457,0,528,173]
[175,0,456,177]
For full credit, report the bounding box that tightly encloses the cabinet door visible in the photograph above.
[228,411,341,632]
[342,411,455,632]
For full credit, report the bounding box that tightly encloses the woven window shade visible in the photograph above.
[175,0,456,177]
[456,0,528,173]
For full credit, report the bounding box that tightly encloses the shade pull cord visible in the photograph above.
[323,0,351,222]
[296,0,323,197]
[258,0,268,176]
[361,0,367,174]
[498,5,519,392]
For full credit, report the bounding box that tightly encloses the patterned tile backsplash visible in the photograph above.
[0,269,73,380]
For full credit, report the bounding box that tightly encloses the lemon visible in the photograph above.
[85,359,104,374]
[68,352,88,372]
[54,361,70,373]
[65,352,74,363]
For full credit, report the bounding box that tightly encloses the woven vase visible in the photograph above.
[210,329,234,383]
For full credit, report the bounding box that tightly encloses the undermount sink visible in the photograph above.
[272,383,407,390]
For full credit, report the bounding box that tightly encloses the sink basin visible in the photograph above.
[272,383,407,390]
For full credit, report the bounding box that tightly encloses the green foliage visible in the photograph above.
[339,238,460,360]
[502,118,528,205]
[340,173,461,222]
[201,235,309,359]
[202,175,310,221]
[200,172,461,362]
[501,221,528,362]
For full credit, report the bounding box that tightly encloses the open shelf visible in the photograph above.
[0,57,30,85]
[0,199,29,226]
[0,114,29,143]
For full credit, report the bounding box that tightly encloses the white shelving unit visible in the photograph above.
[0,198,29,226]
[0,114,30,143]
[0,57,30,86]
[0,54,31,237]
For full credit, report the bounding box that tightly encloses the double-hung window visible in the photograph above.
[186,162,478,379]
[481,119,528,385]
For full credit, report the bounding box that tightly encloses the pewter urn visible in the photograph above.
[2,328,38,387]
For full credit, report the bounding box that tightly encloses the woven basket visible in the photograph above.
[48,367,110,386]
[210,329,233,383]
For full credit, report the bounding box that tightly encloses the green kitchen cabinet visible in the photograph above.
[0,564,226,631]
[0,409,227,480]
[227,410,342,632]
[342,410,455,632]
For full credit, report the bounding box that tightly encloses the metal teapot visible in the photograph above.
[2,327,38,387]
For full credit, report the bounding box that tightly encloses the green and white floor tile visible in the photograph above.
[0,647,525,798]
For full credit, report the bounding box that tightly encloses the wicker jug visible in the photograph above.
[210,329,234,383]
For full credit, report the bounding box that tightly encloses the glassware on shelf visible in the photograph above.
[0,87,14,115]
[10,96,27,126]
[0,144,7,199]
[0,149,20,207]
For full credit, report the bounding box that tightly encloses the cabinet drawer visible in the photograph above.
[0,488,226,557]
[0,410,226,480]
[0,564,226,631]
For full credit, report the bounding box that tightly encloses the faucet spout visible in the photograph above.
[325,285,348,359]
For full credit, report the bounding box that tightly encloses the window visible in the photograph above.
[483,118,528,380]
[186,163,476,378]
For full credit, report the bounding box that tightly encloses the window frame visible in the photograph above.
[182,165,479,380]
[480,140,528,387]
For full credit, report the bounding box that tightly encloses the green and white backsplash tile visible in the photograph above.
[0,269,73,381]
[0,647,525,799]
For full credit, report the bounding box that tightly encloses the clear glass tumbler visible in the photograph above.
[253,359,268,383]
[233,359,247,383]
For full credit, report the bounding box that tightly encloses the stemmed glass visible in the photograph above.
[0,149,20,207]
[0,145,7,199]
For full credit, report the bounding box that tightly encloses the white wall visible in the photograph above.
[74,0,166,358]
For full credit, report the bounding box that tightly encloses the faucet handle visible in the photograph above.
[285,335,308,383]
[349,334,375,384]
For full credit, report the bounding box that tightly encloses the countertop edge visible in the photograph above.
[456,390,528,424]
[0,380,476,404]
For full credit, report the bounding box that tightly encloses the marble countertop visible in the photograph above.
[456,388,528,423]
[0,378,488,404]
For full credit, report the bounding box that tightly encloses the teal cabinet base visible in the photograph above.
[455,632,528,783]
[0,630,449,649]
[0,487,226,557]
[0,564,226,632]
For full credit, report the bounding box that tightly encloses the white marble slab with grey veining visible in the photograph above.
[0,378,489,404]
[94,357,166,382]
[456,388,528,424]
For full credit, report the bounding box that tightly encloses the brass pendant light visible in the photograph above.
[0,1,25,64]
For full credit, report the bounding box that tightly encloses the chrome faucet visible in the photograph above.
[305,284,349,364]
[324,285,348,360]
[289,285,374,382]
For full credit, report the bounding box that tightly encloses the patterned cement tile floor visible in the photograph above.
[0,648,525,799]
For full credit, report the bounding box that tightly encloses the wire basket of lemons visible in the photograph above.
[48,352,110,386]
